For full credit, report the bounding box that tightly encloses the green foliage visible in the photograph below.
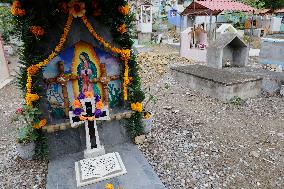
[230,96,245,106]
[125,112,144,139]
[34,133,49,160]
[240,0,284,9]
[17,125,39,144]
[0,6,17,42]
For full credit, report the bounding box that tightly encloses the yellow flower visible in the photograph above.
[118,5,129,16]
[105,183,114,189]
[68,1,86,18]
[131,102,143,112]
[117,23,127,34]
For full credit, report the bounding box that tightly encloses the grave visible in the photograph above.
[12,0,158,188]
[171,65,262,102]
[137,2,152,44]
[207,33,248,69]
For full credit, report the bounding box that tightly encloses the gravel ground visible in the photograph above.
[138,45,284,189]
[0,83,47,189]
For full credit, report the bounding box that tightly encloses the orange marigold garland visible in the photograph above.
[30,26,45,37]
[25,14,73,106]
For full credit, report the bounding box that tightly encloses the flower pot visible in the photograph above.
[142,112,153,134]
[17,142,35,160]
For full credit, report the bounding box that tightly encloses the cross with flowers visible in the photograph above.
[69,91,110,158]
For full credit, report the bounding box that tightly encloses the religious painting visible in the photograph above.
[43,41,122,119]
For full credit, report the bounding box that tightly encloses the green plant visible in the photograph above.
[34,134,48,160]
[230,96,245,106]
[17,124,39,144]
[0,6,17,42]
[13,106,42,144]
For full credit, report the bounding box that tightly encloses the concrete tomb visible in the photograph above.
[207,33,248,69]
[171,65,262,102]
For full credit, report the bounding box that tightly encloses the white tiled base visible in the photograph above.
[84,146,105,159]
[75,152,127,187]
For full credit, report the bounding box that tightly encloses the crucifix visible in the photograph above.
[91,63,120,108]
[45,61,78,117]
[69,95,110,158]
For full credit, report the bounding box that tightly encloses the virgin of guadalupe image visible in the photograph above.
[77,52,100,95]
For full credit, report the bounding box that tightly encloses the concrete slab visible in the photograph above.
[46,144,166,189]
[46,120,166,189]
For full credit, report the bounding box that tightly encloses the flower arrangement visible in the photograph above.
[11,0,26,16]
[13,106,45,144]
[68,0,86,18]
[72,91,104,121]
[118,5,129,16]
[30,26,45,38]
[117,23,127,34]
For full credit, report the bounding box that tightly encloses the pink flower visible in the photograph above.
[16,108,23,114]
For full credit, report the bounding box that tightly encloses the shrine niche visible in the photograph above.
[43,41,122,119]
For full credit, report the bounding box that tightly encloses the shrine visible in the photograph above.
[12,0,158,188]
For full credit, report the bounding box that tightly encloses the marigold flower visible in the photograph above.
[84,91,94,98]
[131,102,143,112]
[118,5,129,15]
[73,99,81,108]
[17,9,25,16]
[117,23,127,34]
[33,119,47,129]
[30,26,45,37]
[105,183,114,189]
[68,1,86,18]
[27,65,40,75]
[96,100,103,110]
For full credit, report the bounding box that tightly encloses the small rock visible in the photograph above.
[250,151,260,158]
[135,135,146,145]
